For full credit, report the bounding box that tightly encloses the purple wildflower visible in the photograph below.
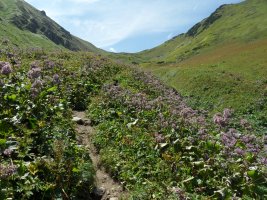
[221,131,237,148]
[0,61,7,69]
[180,107,195,118]
[27,67,42,80]
[44,60,55,69]
[0,62,12,75]
[0,164,17,179]
[235,148,245,156]
[53,74,60,84]
[241,135,255,144]
[154,133,165,143]
[30,79,43,98]
[30,61,41,69]
[32,79,43,89]
[3,148,13,157]
[172,187,186,200]
[213,113,226,127]
[260,157,267,165]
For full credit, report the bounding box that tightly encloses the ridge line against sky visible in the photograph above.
[24,0,243,53]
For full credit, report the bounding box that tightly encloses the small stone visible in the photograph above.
[72,117,84,125]
[84,119,91,126]
[93,187,106,197]
[109,197,119,200]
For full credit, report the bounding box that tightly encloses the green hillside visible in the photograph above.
[131,0,267,130]
[138,0,267,62]
[0,0,101,52]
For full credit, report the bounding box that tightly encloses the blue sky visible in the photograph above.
[24,0,243,53]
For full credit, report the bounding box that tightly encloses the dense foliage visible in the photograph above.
[0,46,121,199]
[0,43,266,200]
[89,68,267,199]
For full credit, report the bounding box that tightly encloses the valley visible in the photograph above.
[0,0,266,199]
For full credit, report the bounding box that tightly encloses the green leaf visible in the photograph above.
[47,86,57,92]
[28,118,38,129]
[247,170,256,177]
[0,138,6,147]
[72,167,79,173]
[4,94,17,101]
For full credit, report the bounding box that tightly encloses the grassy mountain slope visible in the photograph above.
[138,0,267,63]
[0,0,101,52]
[133,0,267,128]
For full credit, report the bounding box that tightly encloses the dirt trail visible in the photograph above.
[72,111,127,200]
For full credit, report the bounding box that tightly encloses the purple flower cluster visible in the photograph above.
[28,67,42,80]
[3,148,13,157]
[31,79,43,98]
[131,70,206,126]
[213,113,225,127]
[101,68,267,177]
[103,77,205,135]
[0,61,12,75]
[220,128,263,158]
[221,128,238,148]
[213,108,232,127]
[53,74,60,84]
[30,60,41,69]
[44,60,55,69]
[0,164,17,179]
[154,133,165,143]
[171,187,187,200]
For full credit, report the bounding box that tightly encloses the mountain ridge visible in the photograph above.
[135,0,267,63]
[0,0,102,52]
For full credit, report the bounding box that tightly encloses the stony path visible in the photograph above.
[72,111,127,200]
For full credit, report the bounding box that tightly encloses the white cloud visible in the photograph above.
[109,47,117,53]
[25,0,201,47]
[61,1,197,48]
[24,0,243,51]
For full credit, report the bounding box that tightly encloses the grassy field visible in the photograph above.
[142,38,267,131]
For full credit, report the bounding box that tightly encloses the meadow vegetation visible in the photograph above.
[1,40,266,199]
[0,42,120,199]
[131,0,267,134]
[0,0,266,199]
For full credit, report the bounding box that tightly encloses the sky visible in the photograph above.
[24,0,243,53]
